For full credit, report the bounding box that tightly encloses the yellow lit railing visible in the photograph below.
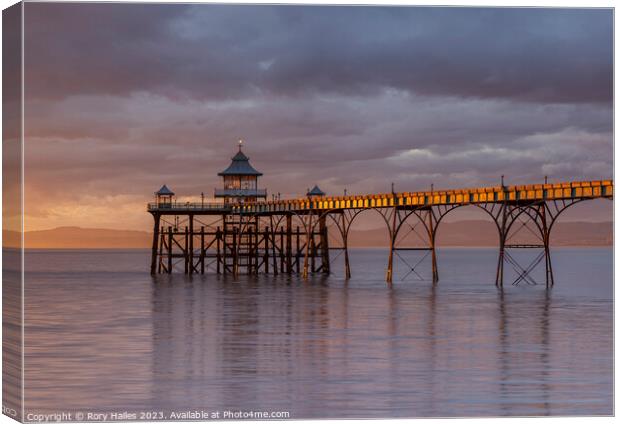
[230,179,613,214]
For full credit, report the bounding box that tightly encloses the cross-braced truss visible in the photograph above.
[491,198,588,287]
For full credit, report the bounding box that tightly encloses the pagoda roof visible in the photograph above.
[307,185,326,196]
[218,148,263,176]
[155,184,175,196]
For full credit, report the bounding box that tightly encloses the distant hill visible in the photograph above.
[3,220,612,249]
[6,226,152,249]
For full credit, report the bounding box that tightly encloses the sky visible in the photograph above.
[22,4,613,231]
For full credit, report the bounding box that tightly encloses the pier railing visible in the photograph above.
[148,180,613,214]
[231,179,614,214]
[147,202,231,212]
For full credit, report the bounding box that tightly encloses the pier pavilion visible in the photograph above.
[215,140,267,205]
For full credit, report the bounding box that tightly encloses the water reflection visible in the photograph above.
[147,276,604,418]
[497,289,552,415]
[23,249,612,418]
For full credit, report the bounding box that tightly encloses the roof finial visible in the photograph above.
[238,139,244,151]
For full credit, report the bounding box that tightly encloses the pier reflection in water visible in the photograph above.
[24,248,612,417]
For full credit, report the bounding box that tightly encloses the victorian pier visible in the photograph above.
[148,143,613,287]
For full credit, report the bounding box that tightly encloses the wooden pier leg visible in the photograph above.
[158,226,165,273]
[216,226,221,275]
[232,227,238,278]
[167,226,173,274]
[188,216,194,275]
[286,215,293,273]
[248,226,254,275]
[264,226,270,274]
[271,227,279,275]
[319,215,330,274]
[250,220,255,275]
[200,226,205,274]
[222,225,228,274]
[150,213,161,275]
[274,226,279,273]
[296,226,301,274]
[302,216,312,279]
[254,220,260,274]
[310,232,316,274]
[184,226,189,274]
[279,226,285,273]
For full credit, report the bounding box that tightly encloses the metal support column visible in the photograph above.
[342,213,351,279]
[495,204,507,287]
[386,207,397,284]
[427,210,438,283]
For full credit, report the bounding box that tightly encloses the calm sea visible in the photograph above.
[22,248,612,418]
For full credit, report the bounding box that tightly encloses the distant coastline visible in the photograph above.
[5,220,612,249]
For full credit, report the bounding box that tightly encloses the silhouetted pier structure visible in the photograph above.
[148,143,613,287]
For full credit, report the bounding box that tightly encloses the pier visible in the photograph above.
[148,144,613,287]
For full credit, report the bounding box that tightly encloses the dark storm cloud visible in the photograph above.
[22,4,613,229]
[24,92,612,196]
[25,4,612,104]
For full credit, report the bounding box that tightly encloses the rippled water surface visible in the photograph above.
[24,248,612,418]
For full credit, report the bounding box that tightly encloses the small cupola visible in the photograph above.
[155,184,175,207]
[307,185,326,197]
